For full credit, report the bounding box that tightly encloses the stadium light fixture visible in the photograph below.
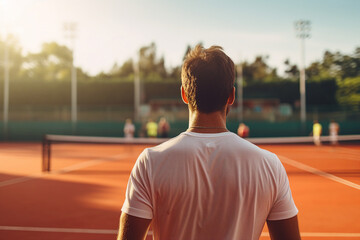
[295,20,311,123]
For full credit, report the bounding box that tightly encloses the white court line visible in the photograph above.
[278,155,360,190]
[1,226,360,238]
[0,153,131,188]
[0,173,44,188]
[261,232,360,237]
[0,226,117,234]
[51,153,132,175]
[299,232,360,237]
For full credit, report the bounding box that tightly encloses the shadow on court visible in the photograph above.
[0,172,122,240]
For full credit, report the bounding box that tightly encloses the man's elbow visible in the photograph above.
[267,215,301,240]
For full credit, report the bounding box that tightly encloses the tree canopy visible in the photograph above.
[0,36,359,106]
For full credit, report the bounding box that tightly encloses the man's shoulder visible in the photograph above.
[141,132,281,174]
[147,132,189,152]
[219,134,280,167]
[146,131,275,158]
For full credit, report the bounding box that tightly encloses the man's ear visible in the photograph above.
[181,86,189,104]
[227,87,235,105]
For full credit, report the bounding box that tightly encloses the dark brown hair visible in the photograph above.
[181,45,235,113]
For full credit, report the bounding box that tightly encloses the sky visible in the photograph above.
[0,0,359,76]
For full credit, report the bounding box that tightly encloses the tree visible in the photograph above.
[315,49,360,80]
[241,56,278,84]
[169,66,181,81]
[284,59,299,80]
[109,59,134,78]
[21,42,73,81]
[335,53,359,79]
[138,42,168,80]
[336,76,360,107]
[306,61,321,80]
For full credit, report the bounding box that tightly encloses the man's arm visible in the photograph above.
[267,215,301,240]
[117,212,152,240]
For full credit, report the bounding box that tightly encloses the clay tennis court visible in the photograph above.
[0,139,359,240]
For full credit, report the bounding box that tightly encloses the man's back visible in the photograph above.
[119,45,300,240]
[122,131,298,239]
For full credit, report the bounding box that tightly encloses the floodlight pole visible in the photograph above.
[236,63,243,122]
[295,20,311,123]
[133,54,141,122]
[3,35,9,138]
[63,22,77,128]
[71,49,77,124]
[299,37,306,122]
[1,1,10,139]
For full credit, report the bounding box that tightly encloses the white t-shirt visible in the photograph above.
[329,122,339,136]
[124,123,135,138]
[122,131,298,240]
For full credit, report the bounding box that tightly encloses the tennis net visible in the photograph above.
[41,134,360,172]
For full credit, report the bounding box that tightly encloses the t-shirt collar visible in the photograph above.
[183,131,233,138]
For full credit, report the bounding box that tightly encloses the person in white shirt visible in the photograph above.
[123,118,135,138]
[118,45,301,240]
[329,120,340,145]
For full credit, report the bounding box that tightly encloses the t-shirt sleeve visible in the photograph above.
[121,149,153,219]
[267,157,298,221]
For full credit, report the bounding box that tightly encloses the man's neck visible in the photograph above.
[187,109,228,133]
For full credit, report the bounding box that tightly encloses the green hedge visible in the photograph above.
[1,119,359,141]
[1,79,337,106]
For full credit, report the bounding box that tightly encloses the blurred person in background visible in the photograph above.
[312,120,322,146]
[123,118,135,138]
[329,120,340,145]
[118,45,300,240]
[237,122,250,138]
[158,117,170,138]
[146,119,158,138]
[139,121,147,138]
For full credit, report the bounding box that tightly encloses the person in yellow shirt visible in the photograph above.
[146,119,158,138]
[312,120,322,146]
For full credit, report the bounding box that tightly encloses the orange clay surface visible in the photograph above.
[0,142,359,240]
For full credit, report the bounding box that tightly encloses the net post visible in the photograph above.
[47,141,51,172]
[42,136,46,172]
[42,135,51,172]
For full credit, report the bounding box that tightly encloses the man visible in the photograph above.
[158,117,170,138]
[312,120,322,146]
[329,120,339,145]
[237,122,250,138]
[123,118,135,138]
[146,119,158,138]
[118,45,300,240]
